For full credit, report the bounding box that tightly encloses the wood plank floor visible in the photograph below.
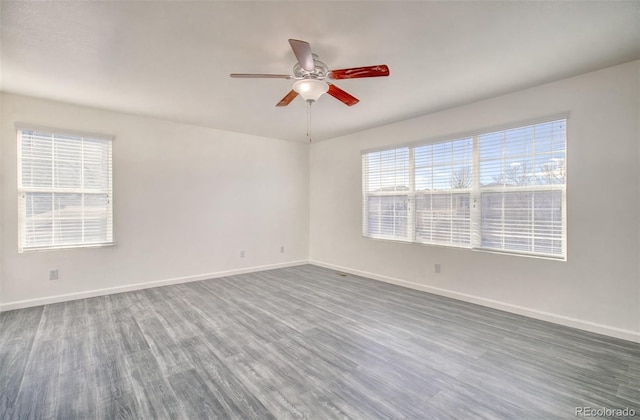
[1,264,638,419]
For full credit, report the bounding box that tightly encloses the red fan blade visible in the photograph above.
[230,73,293,79]
[288,39,315,72]
[327,83,359,106]
[276,90,299,107]
[329,65,390,79]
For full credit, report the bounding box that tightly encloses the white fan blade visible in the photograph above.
[230,73,293,79]
[288,39,315,72]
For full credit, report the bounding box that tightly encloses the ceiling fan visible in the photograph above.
[230,39,390,107]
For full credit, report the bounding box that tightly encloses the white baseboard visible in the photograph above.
[309,260,640,344]
[0,260,308,312]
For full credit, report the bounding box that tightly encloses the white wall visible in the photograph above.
[0,93,309,309]
[310,60,640,341]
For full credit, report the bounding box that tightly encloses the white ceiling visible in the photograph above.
[1,1,639,142]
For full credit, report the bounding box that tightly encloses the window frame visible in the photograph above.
[17,125,114,253]
[362,115,568,260]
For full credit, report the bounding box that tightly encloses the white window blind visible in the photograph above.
[478,120,566,256]
[414,138,473,247]
[362,118,567,259]
[18,128,113,252]
[362,148,410,241]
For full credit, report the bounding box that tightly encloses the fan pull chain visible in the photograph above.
[306,100,312,143]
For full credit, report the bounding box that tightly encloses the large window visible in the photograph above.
[362,118,566,259]
[18,128,113,252]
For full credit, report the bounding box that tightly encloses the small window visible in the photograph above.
[17,128,113,252]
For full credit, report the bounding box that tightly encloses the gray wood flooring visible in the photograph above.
[1,264,638,419]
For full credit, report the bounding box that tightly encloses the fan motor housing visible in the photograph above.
[293,54,329,79]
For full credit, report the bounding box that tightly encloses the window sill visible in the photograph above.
[18,242,116,254]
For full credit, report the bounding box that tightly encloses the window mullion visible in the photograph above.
[471,135,481,248]
[408,147,415,242]
[51,134,56,246]
[81,137,84,243]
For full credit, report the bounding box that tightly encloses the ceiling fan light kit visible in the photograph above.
[292,79,329,102]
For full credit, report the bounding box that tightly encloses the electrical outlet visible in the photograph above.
[49,269,59,280]
[280,246,285,253]
[435,264,441,274]
[240,250,245,258]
